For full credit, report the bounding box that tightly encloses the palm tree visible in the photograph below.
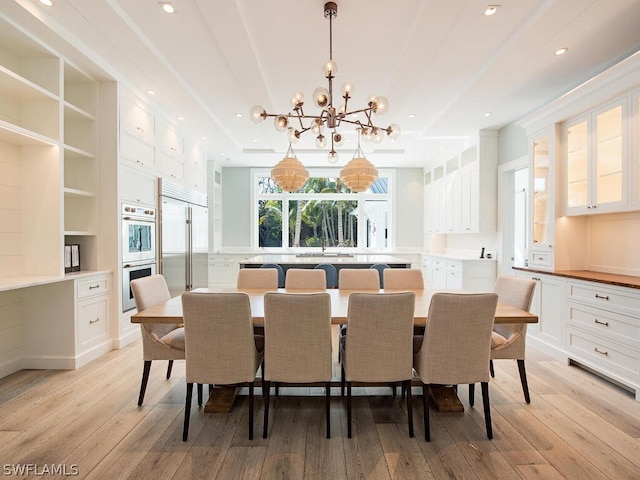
[258,199,282,247]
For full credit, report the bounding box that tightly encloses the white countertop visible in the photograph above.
[0,270,112,292]
[240,254,413,265]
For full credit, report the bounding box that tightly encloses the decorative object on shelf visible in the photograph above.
[65,244,81,273]
[340,129,378,192]
[270,143,310,192]
[250,1,400,167]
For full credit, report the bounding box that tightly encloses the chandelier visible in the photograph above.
[250,1,400,192]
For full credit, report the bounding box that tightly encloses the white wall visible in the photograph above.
[395,168,424,249]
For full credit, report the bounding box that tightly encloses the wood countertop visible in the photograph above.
[513,267,640,290]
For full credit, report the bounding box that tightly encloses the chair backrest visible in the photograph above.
[344,292,415,382]
[493,275,536,311]
[314,263,338,288]
[284,268,326,290]
[181,292,260,385]
[338,268,380,290]
[492,274,536,341]
[263,292,332,383]
[260,263,285,288]
[369,263,390,287]
[383,268,424,290]
[416,293,498,385]
[237,268,278,289]
[131,274,178,339]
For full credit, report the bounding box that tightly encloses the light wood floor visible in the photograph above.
[1,336,640,480]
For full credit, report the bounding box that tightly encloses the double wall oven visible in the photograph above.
[122,203,157,312]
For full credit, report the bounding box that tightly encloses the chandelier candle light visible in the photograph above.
[250,1,400,192]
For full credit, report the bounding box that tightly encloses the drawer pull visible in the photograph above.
[594,294,609,301]
[594,319,609,327]
[593,347,608,356]
[89,284,101,290]
[90,317,101,324]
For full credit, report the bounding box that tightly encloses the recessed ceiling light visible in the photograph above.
[484,5,499,16]
[177,116,184,120]
[235,113,243,118]
[146,90,156,95]
[484,112,492,117]
[554,47,568,56]
[159,2,175,14]
[252,138,258,142]
[39,0,54,6]
[408,113,416,119]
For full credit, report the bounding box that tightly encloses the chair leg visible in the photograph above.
[263,380,271,439]
[517,359,531,404]
[469,383,475,407]
[325,382,331,439]
[248,383,254,440]
[490,359,495,378]
[183,383,193,441]
[391,382,397,397]
[341,364,346,397]
[138,360,152,407]
[209,384,214,394]
[481,382,493,439]
[347,382,353,438]
[406,380,414,438]
[422,384,430,442]
[197,383,203,407]
[166,360,173,379]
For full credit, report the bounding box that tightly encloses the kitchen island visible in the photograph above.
[239,254,412,271]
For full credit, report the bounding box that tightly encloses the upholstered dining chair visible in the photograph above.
[338,268,380,290]
[181,292,264,441]
[340,292,416,438]
[262,292,333,438]
[237,268,278,289]
[284,268,326,290]
[314,263,338,288]
[369,263,390,288]
[383,268,425,290]
[413,292,498,441]
[130,274,184,407]
[260,263,285,288]
[474,274,536,405]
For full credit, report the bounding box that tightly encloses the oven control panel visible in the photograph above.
[122,204,155,219]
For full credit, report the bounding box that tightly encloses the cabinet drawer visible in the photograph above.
[157,151,184,181]
[120,132,155,168]
[567,281,640,316]
[529,251,552,268]
[567,302,639,346]
[446,260,461,273]
[566,326,639,380]
[120,94,154,142]
[77,296,110,349]
[77,276,110,299]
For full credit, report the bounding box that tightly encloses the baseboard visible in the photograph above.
[114,329,139,349]
[526,335,568,363]
[74,340,115,368]
[21,356,76,370]
[0,357,24,380]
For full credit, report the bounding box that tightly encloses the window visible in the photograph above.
[253,170,393,250]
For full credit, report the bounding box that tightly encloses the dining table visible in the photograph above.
[131,287,538,413]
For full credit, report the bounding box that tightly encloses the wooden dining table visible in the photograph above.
[131,287,538,413]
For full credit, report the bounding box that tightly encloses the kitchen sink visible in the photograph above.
[295,252,354,257]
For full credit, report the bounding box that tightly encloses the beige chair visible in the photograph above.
[413,292,498,441]
[340,292,416,438]
[237,268,278,289]
[483,274,536,405]
[262,292,332,438]
[383,268,425,290]
[181,292,264,441]
[284,268,326,290]
[338,268,380,290]
[130,274,184,407]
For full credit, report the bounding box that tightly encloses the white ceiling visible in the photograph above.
[7,0,640,169]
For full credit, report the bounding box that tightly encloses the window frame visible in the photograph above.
[250,168,396,251]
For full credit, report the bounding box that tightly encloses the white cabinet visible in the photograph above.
[424,254,496,291]
[565,280,640,400]
[564,99,628,215]
[75,274,111,355]
[517,272,566,354]
[211,167,223,251]
[209,254,248,287]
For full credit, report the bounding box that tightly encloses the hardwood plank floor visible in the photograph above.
[1,342,640,479]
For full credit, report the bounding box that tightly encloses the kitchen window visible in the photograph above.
[252,170,393,250]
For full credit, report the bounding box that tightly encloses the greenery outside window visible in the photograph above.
[253,170,393,250]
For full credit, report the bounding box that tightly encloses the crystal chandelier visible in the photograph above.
[250,2,400,191]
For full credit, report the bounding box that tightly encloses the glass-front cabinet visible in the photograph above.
[529,130,554,269]
[564,99,627,215]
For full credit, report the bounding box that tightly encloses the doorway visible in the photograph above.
[498,157,529,275]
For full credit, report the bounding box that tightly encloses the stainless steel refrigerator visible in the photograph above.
[158,178,209,297]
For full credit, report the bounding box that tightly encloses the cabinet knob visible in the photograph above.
[89,284,100,290]
[594,319,609,327]
[593,347,608,356]
[594,294,609,301]
[89,317,101,324]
